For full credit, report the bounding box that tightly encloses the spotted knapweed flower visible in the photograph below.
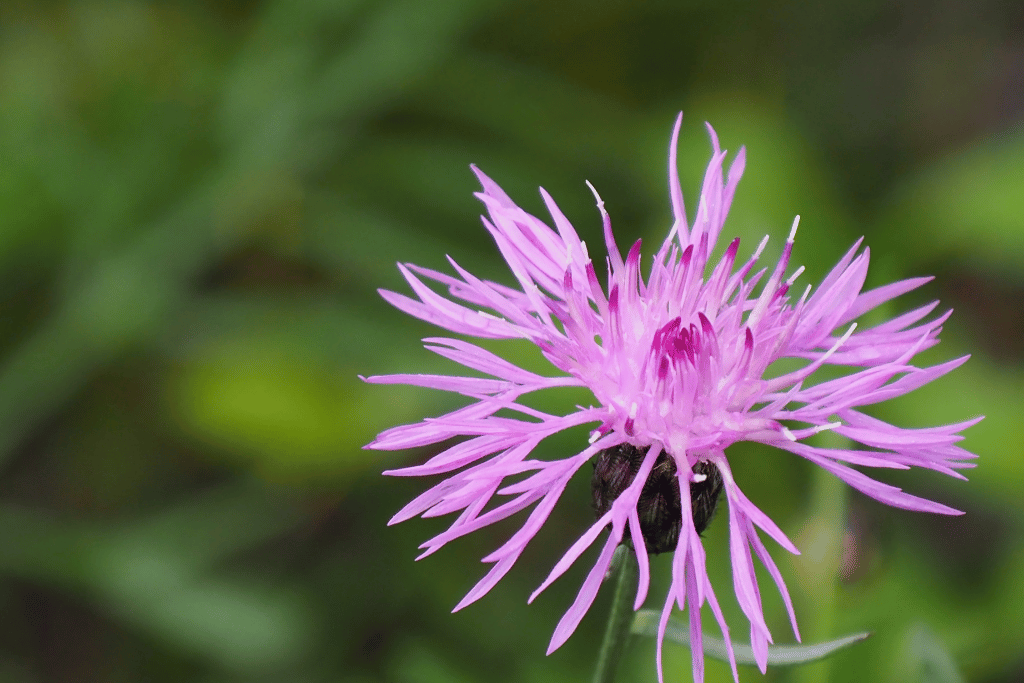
[364,114,979,682]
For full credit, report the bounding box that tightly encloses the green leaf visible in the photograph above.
[631,609,870,667]
[905,624,966,683]
[0,484,313,673]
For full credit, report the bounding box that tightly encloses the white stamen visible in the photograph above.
[585,180,605,210]
[588,430,601,444]
[811,421,842,435]
[788,215,801,242]
[781,426,797,441]
[752,234,770,261]
[799,283,812,305]
[692,473,708,483]
[818,322,858,364]
[785,265,805,286]
[629,402,638,419]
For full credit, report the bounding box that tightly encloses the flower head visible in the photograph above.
[364,115,979,682]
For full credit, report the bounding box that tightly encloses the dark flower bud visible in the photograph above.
[592,443,723,554]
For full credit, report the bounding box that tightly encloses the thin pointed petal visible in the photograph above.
[366,118,979,681]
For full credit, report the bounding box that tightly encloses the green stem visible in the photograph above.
[793,434,850,683]
[592,544,639,683]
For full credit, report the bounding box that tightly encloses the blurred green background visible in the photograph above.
[0,1,1018,682]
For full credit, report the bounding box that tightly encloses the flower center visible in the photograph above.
[591,443,723,554]
[648,314,720,397]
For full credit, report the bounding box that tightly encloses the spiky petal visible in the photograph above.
[365,113,979,682]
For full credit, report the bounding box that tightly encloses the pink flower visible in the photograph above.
[364,114,979,682]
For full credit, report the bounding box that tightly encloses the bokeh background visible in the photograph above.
[0,1,1020,682]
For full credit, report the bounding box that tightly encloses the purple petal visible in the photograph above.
[545,531,623,654]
